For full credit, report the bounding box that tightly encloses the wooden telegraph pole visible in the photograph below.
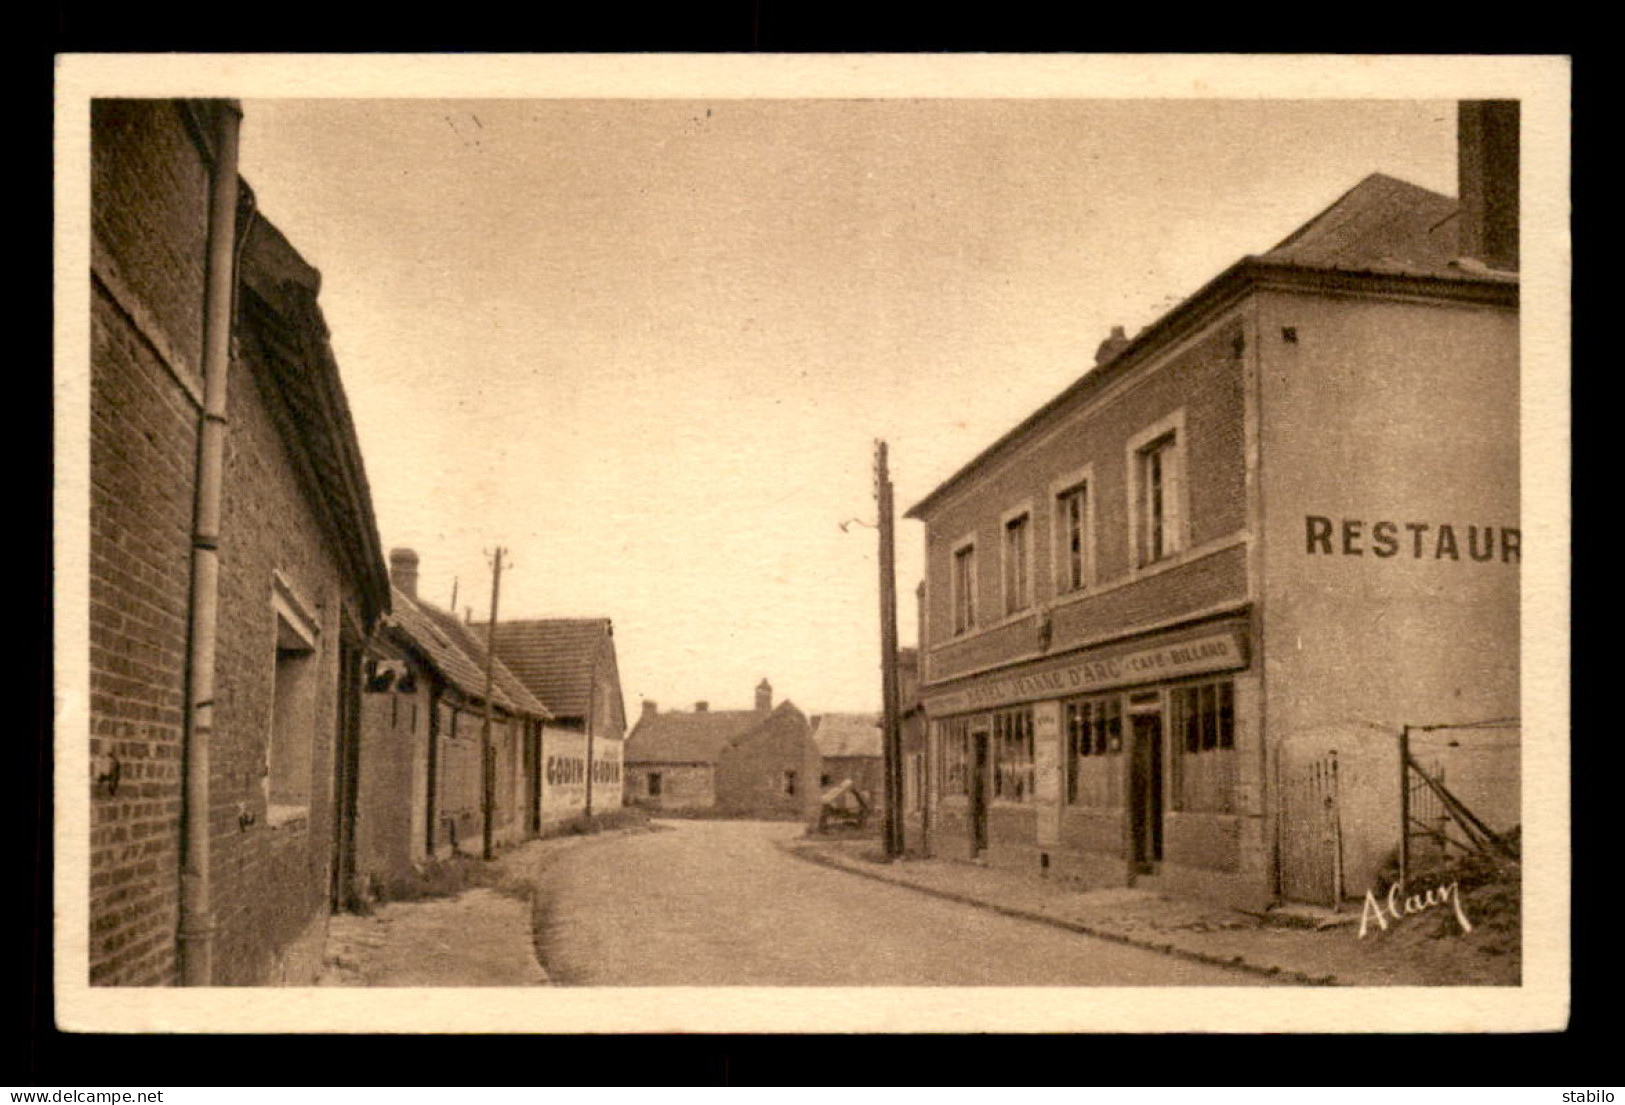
[876,441,905,859]
[480,547,509,861]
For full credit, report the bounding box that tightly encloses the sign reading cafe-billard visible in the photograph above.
[926,631,1246,715]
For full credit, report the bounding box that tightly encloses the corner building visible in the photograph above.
[907,159,1519,909]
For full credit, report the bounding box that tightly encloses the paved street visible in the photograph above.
[534,819,1272,986]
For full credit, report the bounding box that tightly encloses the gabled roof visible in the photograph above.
[481,618,612,720]
[383,587,549,719]
[237,208,390,626]
[626,699,805,765]
[810,713,882,758]
[905,172,1518,522]
[625,709,765,765]
[1263,172,1464,278]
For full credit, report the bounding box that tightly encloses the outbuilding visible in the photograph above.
[624,679,820,821]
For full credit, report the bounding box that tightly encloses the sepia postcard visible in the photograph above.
[53,52,1570,1033]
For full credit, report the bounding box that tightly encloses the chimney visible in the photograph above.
[641,700,658,719]
[694,701,709,712]
[1457,100,1519,272]
[1094,325,1130,366]
[389,547,420,599]
[756,678,772,712]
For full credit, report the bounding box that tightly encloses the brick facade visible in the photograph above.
[908,171,1519,911]
[88,101,211,986]
[89,99,388,984]
[920,321,1250,678]
[911,305,1263,905]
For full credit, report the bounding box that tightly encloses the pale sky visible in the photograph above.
[235,98,1457,715]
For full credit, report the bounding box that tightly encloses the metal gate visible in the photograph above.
[1277,746,1344,908]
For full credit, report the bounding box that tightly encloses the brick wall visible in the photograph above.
[87,100,213,986]
[356,669,428,890]
[208,345,354,985]
[89,99,380,985]
[920,321,1250,682]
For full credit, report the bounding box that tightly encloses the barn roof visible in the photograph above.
[481,618,611,720]
[624,709,766,765]
[384,587,549,718]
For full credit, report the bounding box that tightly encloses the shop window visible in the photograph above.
[1170,680,1236,813]
[1002,508,1032,616]
[992,707,1034,803]
[1129,412,1187,568]
[939,717,971,796]
[1055,480,1092,593]
[1064,695,1123,807]
[952,540,978,635]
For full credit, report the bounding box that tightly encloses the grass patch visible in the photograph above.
[369,852,504,906]
[537,806,653,838]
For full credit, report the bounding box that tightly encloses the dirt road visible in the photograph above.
[534,819,1271,986]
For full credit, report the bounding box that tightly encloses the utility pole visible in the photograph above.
[480,547,509,861]
[875,441,904,859]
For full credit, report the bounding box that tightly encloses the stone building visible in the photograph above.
[906,106,1520,909]
[810,713,883,806]
[89,99,390,984]
[624,679,820,820]
[485,617,629,822]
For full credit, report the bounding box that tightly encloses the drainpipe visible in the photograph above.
[178,99,243,987]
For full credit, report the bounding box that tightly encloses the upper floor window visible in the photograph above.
[1055,478,1092,594]
[1001,509,1032,616]
[951,540,977,635]
[1129,412,1187,568]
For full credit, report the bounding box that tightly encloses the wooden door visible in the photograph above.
[1129,713,1164,872]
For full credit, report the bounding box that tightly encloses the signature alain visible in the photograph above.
[1358,878,1473,939]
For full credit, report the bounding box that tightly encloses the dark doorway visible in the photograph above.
[1129,712,1164,872]
[524,722,542,835]
[970,728,991,856]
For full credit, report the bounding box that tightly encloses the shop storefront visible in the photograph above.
[921,615,1269,908]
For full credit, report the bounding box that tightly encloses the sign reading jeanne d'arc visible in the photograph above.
[925,631,1246,715]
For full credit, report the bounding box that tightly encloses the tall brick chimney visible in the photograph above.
[389,547,420,599]
[1458,100,1519,272]
[756,678,772,712]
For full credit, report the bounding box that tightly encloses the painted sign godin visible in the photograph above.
[927,631,1245,715]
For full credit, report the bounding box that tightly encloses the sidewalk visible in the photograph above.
[781,836,1519,987]
[315,827,641,987]
[318,886,548,986]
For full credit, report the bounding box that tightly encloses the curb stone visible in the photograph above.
[780,840,1340,986]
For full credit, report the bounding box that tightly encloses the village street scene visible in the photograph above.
[74,74,1533,1004]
